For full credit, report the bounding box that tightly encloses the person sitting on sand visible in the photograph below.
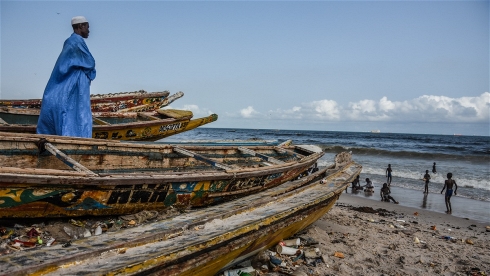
[423,170,431,194]
[380,183,399,204]
[351,175,362,191]
[386,164,393,185]
[364,178,374,192]
[441,172,457,214]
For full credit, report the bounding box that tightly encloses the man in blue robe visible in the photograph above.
[37,16,96,138]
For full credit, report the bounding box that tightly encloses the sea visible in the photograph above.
[161,128,490,223]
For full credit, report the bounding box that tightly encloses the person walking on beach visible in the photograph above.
[37,16,96,138]
[423,170,431,194]
[380,183,398,204]
[386,164,393,185]
[441,173,457,214]
[432,162,437,174]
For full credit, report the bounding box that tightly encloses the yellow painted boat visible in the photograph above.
[0,151,360,276]
[0,107,217,141]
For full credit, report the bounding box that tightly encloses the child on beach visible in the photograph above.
[441,172,457,214]
[432,162,437,174]
[380,183,398,204]
[386,164,392,185]
[364,178,374,192]
[423,170,431,194]
[351,175,361,191]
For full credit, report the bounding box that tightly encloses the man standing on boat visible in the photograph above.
[37,16,96,138]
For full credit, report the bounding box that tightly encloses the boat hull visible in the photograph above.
[0,109,218,141]
[92,113,218,141]
[0,133,323,218]
[0,158,361,276]
[0,90,175,112]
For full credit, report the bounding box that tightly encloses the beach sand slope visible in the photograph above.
[294,194,489,275]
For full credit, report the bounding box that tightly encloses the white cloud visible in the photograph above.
[379,96,396,112]
[265,106,303,120]
[307,100,340,119]
[240,106,259,118]
[237,92,490,123]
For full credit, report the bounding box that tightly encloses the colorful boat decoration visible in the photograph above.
[0,152,360,276]
[0,90,183,112]
[0,107,217,141]
[0,132,324,218]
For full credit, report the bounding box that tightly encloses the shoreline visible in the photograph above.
[337,193,489,229]
[344,185,489,223]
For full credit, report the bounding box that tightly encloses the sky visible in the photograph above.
[1,0,489,136]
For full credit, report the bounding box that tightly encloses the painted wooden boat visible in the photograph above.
[0,107,217,141]
[0,152,360,276]
[0,90,183,112]
[0,132,324,218]
[160,139,281,146]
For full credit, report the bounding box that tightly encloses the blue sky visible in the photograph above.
[1,1,489,135]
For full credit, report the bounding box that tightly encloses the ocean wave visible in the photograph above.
[361,166,489,192]
[360,172,489,202]
[319,145,490,162]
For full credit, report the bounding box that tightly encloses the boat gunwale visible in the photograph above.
[0,91,171,106]
[0,152,323,185]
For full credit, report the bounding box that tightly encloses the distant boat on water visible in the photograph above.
[371,130,380,133]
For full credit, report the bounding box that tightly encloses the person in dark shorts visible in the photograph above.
[441,172,457,214]
[432,162,437,174]
[423,170,431,194]
[386,164,393,185]
[380,183,398,204]
[351,175,361,191]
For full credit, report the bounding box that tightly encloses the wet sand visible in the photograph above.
[345,185,490,223]
[285,193,490,275]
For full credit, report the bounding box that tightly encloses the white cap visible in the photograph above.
[71,16,88,25]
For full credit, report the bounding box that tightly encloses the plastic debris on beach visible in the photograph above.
[219,234,326,276]
[0,208,180,256]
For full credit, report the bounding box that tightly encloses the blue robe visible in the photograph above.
[37,33,96,138]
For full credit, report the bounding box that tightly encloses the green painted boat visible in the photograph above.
[0,132,324,218]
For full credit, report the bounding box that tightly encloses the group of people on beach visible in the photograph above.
[350,162,458,214]
[350,175,399,204]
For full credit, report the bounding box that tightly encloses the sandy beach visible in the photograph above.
[255,193,489,276]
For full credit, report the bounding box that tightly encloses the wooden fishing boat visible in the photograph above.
[0,132,324,218]
[0,107,217,141]
[0,152,360,276]
[161,139,281,146]
[0,90,183,112]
